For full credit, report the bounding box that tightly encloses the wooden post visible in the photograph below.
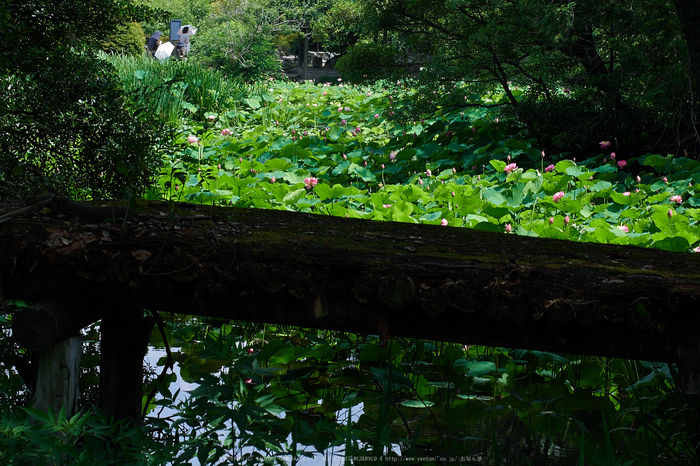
[99,307,154,424]
[31,335,82,418]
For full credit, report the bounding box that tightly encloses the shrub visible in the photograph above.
[194,20,282,81]
[102,22,146,56]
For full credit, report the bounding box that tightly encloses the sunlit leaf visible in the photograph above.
[399,400,435,408]
[454,359,497,377]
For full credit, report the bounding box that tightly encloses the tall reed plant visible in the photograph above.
[99,53,247,127]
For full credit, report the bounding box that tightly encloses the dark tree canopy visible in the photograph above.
[334,0,700,158]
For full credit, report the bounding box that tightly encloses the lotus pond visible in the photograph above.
[2,58,700,464]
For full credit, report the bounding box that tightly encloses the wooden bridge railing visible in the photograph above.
[2,197,700,422]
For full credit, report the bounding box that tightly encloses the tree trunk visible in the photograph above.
[301,28,309,81]
[302,27,310,82]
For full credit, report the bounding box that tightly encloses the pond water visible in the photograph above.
[144,342,403,465]
[145,348,351,465]
[136,314,694,465]
[0,308,694,465]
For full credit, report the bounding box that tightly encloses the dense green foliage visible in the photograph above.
[3,1,700,464]
[118,71,699,253]
[3,55,700,462]
[0,0,168,199]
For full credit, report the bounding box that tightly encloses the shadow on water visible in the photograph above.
[1,308,698,465]
[140,312,686,465]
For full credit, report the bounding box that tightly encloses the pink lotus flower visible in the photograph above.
[623,192,630,196]
[221,128,232,136]
[610,152,616,159]
[505,224,512,233]
[564,215,570,224]
[504,163,518,174]
[304,177,319,189]
[636,175,641,183]
[426,169,432,176]
[549,217,554,224]
[618,225,629,233]
[545,164,555,172]
[270,177,276,183]
[383,204,392,208]
[451,191,455,197]
[441,219,448,226]
[418,178,423,186]
[187,135,199,145]
[389,151,396,161]
[553,191,565,203]
[247,348,254,354]
[600,141,611,149]
[668,209,674,217]
[374,114,380,118]
[663,177,668,183]
[617,160,626,168]
[694,246,700,253]
[670,195,683,204]
[208,115,216,121]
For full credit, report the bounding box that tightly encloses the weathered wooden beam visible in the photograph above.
[2,200,700,392]
[12,298,100,351]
